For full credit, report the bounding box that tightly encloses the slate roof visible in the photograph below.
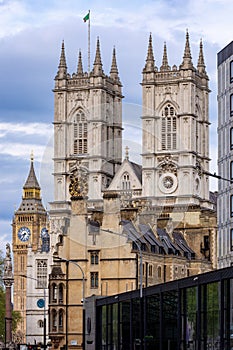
[121,220,195,260]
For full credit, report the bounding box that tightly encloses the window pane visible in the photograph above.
[37,260,47,288]
[231,94,233,116]
[206,283,220,347]
[231,195,233,217]
[231,61,233,83]
[231,128,233,149]
[231,229,233,251]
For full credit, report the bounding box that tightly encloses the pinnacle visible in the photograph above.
[110,46,119,81]
[180,29,194,70]
[143,33,155,73]
[197,39,207,75]
[160,42,170,71]
[77,50,83,75]
[56,40,67,79]
[92,37,104,76]
[59,40,67,69]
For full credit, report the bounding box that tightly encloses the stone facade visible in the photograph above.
[48,32,217,350]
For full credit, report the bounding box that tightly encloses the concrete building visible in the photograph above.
[217,41,233,268]
[48,31,217,350]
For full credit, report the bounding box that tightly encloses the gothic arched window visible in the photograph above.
[161,104,177,150]
[73,110,87,154]
[52,283,58,303]
[36,260,47,288]
[58,283,64,303]
[121,172,131,190]
[51,309,57,332]
[58,309,64,331]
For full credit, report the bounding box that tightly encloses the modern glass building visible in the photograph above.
[218,41,233,268]
[92,267,233,350]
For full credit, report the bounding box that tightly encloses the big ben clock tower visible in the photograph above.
[12,154,47,341]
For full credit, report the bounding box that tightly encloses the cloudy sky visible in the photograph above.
[0,0,232,252]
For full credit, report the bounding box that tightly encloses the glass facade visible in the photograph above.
[95,267,233,350]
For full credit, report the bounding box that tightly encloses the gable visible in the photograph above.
[107,160,142,192]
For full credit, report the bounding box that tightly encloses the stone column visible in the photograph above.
[3,243,14,345]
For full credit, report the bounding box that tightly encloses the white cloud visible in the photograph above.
[0,142,49,160]
[0,122,52,137]
[0,122,52,161]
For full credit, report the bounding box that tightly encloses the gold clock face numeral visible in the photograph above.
[69,178,88,197]
[18,227,31,242]
[69,180,82,196]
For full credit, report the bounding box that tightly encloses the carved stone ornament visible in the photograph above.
[3,243,13,283]
[69,162,88,197]
[158,156,177,176]
[196,161,202,177]
[50,217,70,235]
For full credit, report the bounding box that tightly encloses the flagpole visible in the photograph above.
[88,9,90,75]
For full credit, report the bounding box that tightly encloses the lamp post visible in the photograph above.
[53,257,85,350]
[20,274,47,349]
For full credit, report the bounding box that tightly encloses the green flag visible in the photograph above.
[83,12,89,22]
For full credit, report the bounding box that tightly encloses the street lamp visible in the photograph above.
[53,257,85,350]
[20,274,47,349]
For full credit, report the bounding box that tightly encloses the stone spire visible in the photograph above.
[110,46,119,81]
[160,42,170,71]
[180,30,194,70]
[23,153,40,190]
[143,33,155,72]
[197,39,207,75]
[77,50,83,75]
[16,154,46,214]
[92,37,104,76]
[56,40,67,79]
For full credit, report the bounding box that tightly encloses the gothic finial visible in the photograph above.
[92,37,104,76]
[180,29,194,70]
[110,46,120,81]
[56,40,67,79]
[160,42,170,71]
[197,39,207,75]
[30,150,34,162]
[125,146,129,160]
[143,33,155,73]
[77,50,83,75]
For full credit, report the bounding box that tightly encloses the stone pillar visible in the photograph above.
[3,243,14,346]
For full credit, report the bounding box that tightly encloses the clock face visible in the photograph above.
[69,178,88,197]
[159,173,178,194]
[18,227,31,242]
[163,176,174,189]
[41,227,48,238]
